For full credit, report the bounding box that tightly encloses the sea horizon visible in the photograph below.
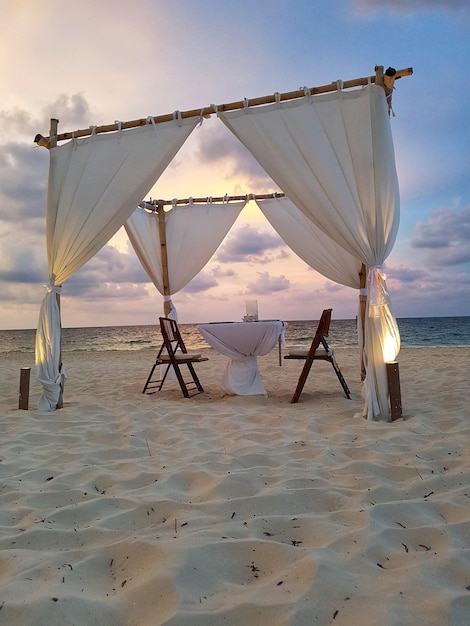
[2,316,470,354]
[3,313,470,333]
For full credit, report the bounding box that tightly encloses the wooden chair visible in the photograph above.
[143,317,209,398]
[284,309,351,404]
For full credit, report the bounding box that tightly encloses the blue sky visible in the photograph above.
[0,0,469,328]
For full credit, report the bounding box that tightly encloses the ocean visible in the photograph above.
[1,317,469,355]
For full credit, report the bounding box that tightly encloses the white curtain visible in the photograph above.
[125,199,246,315]
[256,196,362,288]
[36,117,198,411]
[219,84,400,420]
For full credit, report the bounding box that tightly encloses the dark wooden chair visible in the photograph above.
[142,317,208,398]
[284,309,351,404]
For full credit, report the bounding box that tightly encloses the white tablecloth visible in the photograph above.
[197,321,286,395]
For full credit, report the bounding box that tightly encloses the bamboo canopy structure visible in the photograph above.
[34,66,412,148]
[33,64,412,418]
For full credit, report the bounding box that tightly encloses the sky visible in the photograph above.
[0,0,469,329]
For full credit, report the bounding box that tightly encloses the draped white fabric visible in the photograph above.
[125,200,246,314]
[219,84,400,420]
[36,118,198,410]
[256,196,362,289]
[198,321,286,395]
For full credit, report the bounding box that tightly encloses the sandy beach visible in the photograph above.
[0,346,469,625]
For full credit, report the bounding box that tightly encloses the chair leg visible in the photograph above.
[142,362,158,393]
[329,355,351,399]
[187,363,205,393]
[172,364,191,398]
[291,358,315,403]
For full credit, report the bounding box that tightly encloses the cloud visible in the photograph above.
[389,268,470,317]
[410,205,470,266]
[246,271,290,295]
[215,224,286,263]
[385,265,430,283]
[196,123,273,189]
[0,236,47,283]
[0,93,93,142]
[0,144,47,223]
[0,94,95,234]
[181,270,219,294]
[211,265,237,279]
[65,245,150,297]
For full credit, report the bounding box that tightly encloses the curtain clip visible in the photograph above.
[114,120,122,143]
[146,115,157,129]
[197,108,205,127]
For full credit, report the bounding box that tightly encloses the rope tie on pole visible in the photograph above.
[367,266,387,318]
[44,283,62,295]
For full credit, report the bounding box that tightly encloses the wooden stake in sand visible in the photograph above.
[18,367,31,410]
[386,361,403,421]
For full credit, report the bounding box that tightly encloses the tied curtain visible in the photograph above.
[125,200,246,316]
[219,84,400,421]
[36,118,198,411]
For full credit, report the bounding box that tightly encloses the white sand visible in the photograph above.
[0,346,469,625]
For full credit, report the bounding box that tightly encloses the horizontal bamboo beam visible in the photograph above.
[139,192,286,210]
[34,66,413,148]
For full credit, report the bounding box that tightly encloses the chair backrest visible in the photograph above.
[307,309,332,357]
[159,317,188,357]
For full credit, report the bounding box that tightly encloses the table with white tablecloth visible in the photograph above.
[197,321,287,395]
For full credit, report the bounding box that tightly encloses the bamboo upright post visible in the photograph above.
[375,65,384,87]
[157,203,171,317]
[49,118,64,410]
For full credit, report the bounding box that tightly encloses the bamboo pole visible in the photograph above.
[139,192,285,210]
[49,118,65,409]
[156,203,171,317]
[375,65,384,87]
[34,67,413,147]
